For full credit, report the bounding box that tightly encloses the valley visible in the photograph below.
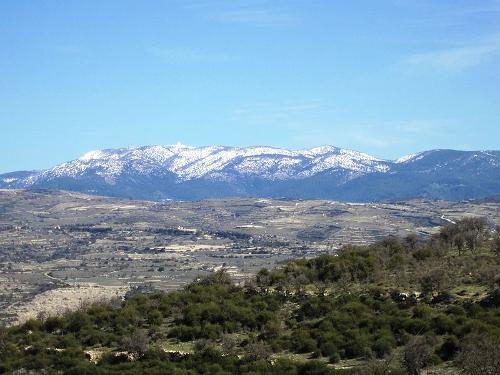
[1,189,498,325]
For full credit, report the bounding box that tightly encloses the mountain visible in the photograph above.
[1,144,499,201]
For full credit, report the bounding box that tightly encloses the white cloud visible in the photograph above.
[403,35,500,71]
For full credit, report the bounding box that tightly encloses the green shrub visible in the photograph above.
[372,335,396,358]
[437,335,459,361]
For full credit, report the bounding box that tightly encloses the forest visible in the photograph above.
[0,217,499,375]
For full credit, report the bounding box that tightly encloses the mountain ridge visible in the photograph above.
[1,144,499,201]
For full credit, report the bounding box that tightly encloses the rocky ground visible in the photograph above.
[0,189,498,324]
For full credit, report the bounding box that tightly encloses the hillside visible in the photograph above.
[1,219,499,374]
[2,189,499,326]
[1,145,499,201]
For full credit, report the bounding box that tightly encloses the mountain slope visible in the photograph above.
[1,145,499,201]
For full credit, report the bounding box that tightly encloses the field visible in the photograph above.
[0,189,498,325]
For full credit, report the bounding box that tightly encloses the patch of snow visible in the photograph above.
[2,178,18,183]
[395,152,425,163]
[79,150,108,161]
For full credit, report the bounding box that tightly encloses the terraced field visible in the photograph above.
[0,189,498,324]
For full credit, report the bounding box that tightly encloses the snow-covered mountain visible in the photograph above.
[17,144,390,182]
[1,145,499,201]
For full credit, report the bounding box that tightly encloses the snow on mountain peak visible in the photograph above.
[2,147,498,201]
[23,144,397,183]
[79,150,108,161]
[395,152,427,164]
[305,145,338,155]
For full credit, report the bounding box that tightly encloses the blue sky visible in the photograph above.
[1,0,500,173]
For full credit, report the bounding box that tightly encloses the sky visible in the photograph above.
[1,0,500,173]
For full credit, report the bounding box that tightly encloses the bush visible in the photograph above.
[2,231,500,374]
[430,314,454,335]
[402,336,436,375]
[147,310,163,326]
[343,334,370,359]
[372,335,395,358]
[43,316,64,333]
[413,246,433,261]
[437,336,459,361]
[319,341,338,358]
[291,329,317,353]
[456,333,500,375]
[297,361,334,375]
[119,329,149,355]
[329,353,340,364]
[66,311,92,333]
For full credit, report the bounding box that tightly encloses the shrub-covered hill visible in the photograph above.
[0,218,499,375]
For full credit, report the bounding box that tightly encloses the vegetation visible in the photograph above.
[0,218,499,374]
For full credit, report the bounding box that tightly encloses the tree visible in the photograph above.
[418,268,449,296]
[147,310,163,326]
[243,340,272,361]
[220,335,239,357]
[439,217,488,255]
[194,268,232,286]
[404,233,418,250]
[402,336,436,375]
[120,329,149,356]
[356,355,396,375]
[292,274,309,297]
[0,323,7,355]
[453,232,466,256]
[460,217,487,253]
[256,268,271,288]
[456,333,500,375]
[490,235,500,255]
